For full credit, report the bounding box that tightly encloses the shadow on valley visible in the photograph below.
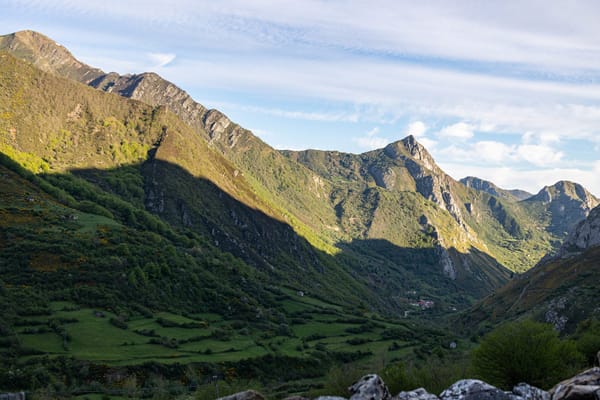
[3,153,510,316]
[0,152,511,395]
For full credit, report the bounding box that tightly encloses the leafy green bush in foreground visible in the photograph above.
[471,320,582,389]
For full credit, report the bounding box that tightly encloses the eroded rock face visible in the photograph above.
[393,387,439,400]
[439,379,511,400]
[314,397,348,400]
[217,389,265,400]
[550,367,600,400]
[558,205,600,257]
[349,374,391,400]
[511,383,549,400]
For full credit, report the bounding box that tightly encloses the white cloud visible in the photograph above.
[206,101,361,123]
[418,137,438,151]
[28,1,600,72]
[354,127,388,150]
[366,127,380,137]
[437,122,474,140]
[439,162,600,198]
[148,52,176,68]
[473,141,515,163]
[522,131,561,145]
[406,121,427,137]
[436,140,565,168]
[516,144,564,167]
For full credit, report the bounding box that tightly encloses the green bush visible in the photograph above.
[573,319,600,366]
[471,320,582,389]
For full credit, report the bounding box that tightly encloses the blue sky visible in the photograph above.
[3,0,600,195]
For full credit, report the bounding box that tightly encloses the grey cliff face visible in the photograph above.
[558,205,600,257]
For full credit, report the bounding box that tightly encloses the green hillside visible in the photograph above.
[2,30,600,397]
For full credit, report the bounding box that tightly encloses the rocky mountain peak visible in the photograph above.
[527,180,599,237]
[532,180,598,207]
[0,30,103,82]
[384,135,437,171]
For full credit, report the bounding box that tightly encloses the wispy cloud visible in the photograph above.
[405,121,427,137]
[148,52,176,68]
[207,101,360,123]
[5,0,600,194]
[440,161,600,197]
[437,122,474,140]
[354,127,388,150]
[437,140,565,168]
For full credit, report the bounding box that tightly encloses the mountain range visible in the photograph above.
[1,29,600,394]
[2,29,599,308]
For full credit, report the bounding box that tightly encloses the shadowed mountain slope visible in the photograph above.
[465,204,600,333]
[1,29,598,309]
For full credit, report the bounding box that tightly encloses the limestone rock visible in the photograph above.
[314,397,347,400]
[217,389,265,400]
[558,205,600,257]
[511,383,549,400]
[393,387,439,400]
[349,374,391,400]
[439,379,511,400]
[550,367,600,400]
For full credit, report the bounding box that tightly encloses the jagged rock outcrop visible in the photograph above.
[439,379,512,400]
[511,383,550,400]
[349,374,391,400]
[525,181,599,237]
[314,397,347,400]
[394,388,439,400]
[385,136,465,227]
[550,367,600,400]
[217,389,266,400]
[0,30,103,82]
[557,205,600,258]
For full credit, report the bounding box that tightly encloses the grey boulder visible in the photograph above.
[217,389,265,400]
[550,367,600,400]
[349,374,392,400]
[394,387,439,400]
[440,379,512,400]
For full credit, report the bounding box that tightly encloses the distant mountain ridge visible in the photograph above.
[467,204,600,332]
[557,204,600,257]
[524,181,599,237]
[460,176,532,201]
[1,29,598,311]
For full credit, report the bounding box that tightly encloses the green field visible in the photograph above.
[16,290,441,368]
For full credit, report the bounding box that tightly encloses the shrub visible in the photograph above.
[471,320,582,389]
[572,319,600,366]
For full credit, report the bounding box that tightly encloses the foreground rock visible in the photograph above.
[439,379,512,400]
[550,367,600,400]
[218,368,600,400]
[394,387,438,400]
[313,397,347,400]
[349,374,391,400]
[511,383,549,400]
[217,389,265,400]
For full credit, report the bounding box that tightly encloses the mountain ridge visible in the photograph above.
[460,176,532,201]
[1,29,598,303]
